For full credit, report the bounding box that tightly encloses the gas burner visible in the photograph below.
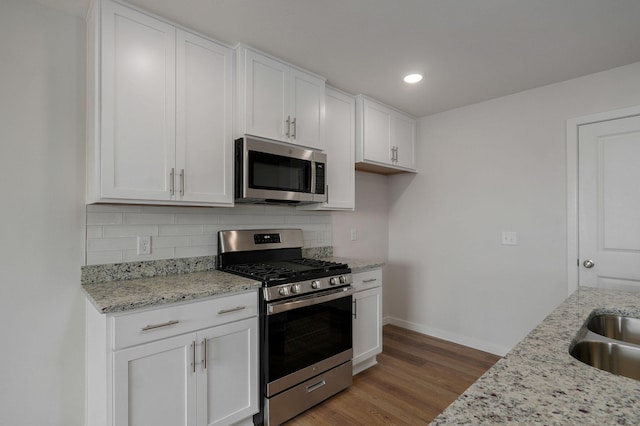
[225,263,297,281]
[288,258,347,273]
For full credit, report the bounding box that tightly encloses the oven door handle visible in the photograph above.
[267,286,354,316]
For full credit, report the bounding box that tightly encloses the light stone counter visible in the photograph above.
[82,270,261,314]
[431,287,640,425]
[320,257,385,273]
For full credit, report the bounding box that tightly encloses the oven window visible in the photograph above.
[266,295,352,383]
[248,151,311,193]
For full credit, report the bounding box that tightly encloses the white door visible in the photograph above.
[243,50,289,143]
[353,287,382,365]
[578,115,640,289]
[392,113,416,170]
[290,69,325,150]
[196,318,258,426]
[113,334,196,426]
[100,1,176,200]
[362,99,392,165]
[176,30,233,205]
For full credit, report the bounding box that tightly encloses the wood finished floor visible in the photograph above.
[285,324,501,425]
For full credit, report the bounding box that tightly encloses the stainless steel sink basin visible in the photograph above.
[587,314,640,345]
[570,312,640,381]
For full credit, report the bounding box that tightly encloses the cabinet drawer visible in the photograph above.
[112,291,258,349]
[352,269,382,292]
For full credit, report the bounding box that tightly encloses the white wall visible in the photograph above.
[332,171,390,315]
[386,62,640,355]
[0,1,86,425]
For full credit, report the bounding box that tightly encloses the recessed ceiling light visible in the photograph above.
[403,73,423,84]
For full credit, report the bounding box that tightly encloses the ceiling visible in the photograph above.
[36,0,640,117]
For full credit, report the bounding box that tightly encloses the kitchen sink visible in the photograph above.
[587,314,640,345]
[570,312,640,381]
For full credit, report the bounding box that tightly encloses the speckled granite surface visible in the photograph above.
[431,287,640,425]
[320,256,385,273]
[82,270,260,313]
[81,256,217,284]
[81,251,382,314]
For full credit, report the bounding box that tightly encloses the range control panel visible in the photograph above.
[254,233,281,245]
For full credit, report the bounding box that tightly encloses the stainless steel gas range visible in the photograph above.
[218,229,353,425]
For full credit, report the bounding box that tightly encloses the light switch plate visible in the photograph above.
[501,231,517,245]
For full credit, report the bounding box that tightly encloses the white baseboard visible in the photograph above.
[383,316,510,356]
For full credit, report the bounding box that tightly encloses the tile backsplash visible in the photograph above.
[86,204,332,265]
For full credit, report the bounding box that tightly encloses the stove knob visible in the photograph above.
[311,280,321,289]
[291,284,301,294]
[278,287,289,296]
[339,275,347,284]
[329,277,338,286]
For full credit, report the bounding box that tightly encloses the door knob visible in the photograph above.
[583,259,595,268]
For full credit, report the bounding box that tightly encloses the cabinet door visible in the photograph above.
[319,88,354,209]
[197,318,258,426]
[362,99,393,165]
[290,69,325,150]
[176,30,233,205]
[243,49,290,143]
[100,1,176,200]
[113,334,196,426]
[392,113,416,170]
[353,287,382,366]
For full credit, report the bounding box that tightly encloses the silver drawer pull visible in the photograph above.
[141,320,179,331]
[218,306,246,315]
[306,379,326,393]
[362,278,378,283]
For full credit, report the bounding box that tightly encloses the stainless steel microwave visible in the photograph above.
[234,136,327,205]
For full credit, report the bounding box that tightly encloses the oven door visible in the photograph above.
[265,286,353,397]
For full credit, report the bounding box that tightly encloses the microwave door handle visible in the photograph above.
[310,161,316,194]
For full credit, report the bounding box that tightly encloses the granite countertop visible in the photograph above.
[431,287,640,425]
[82,270,261,314]
[81,253,384,315]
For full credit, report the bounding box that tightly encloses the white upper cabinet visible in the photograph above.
[87,0,233,206]
[299,87,355,211]
[355,95,417,173]
[237,46,326,150]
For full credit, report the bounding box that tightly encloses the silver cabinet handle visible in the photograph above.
[291,117,297,139]
[218,306,246,315]
[583,259,595,268]
[306,379,326,393]
[353,299,357,319]
[202,338,207,369]
[141,320,179,331]
[395,146,399,162]
[285,116,291,137]
[170,168,175,196]
[362,278,378,283]
[191,341,196,373]
[179,169,185,196]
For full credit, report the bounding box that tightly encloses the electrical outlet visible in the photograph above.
[501,231,517,246]
[350,228,357,241]
[137,236,151,255]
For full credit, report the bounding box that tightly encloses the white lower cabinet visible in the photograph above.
[352,269,383,375]
[87,292,258,426]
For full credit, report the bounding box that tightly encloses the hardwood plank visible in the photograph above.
[285,324,500,425]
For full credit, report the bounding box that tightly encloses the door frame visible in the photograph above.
[566,105,640,295]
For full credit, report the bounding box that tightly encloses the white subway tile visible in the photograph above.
[86,251,123,265]
[218,214,285,225]
[123,247,176,262]
[103,225,159,237]
[87,237,136,252]
[203,225,223,235]
[189,234,217,246]
[175,213,220,225]
[123,213,175,225]
[159,224,204,236]
[86,225,103,238]
[175,245,216,258]
[152,236,192,248]
[86,212,123,225]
